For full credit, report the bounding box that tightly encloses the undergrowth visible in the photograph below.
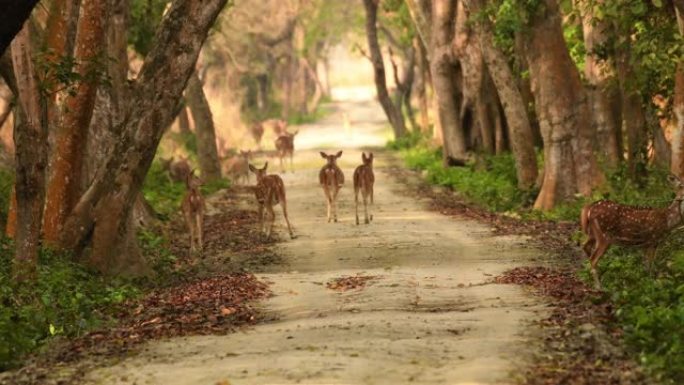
[0,239,139,370]
[395,142,684,383]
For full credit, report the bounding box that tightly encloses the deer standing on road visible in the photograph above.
[319,151,344,223]
[223,150,251,185]
[275,130,298,173]
[581,174,684,289]
[249,121,264,149]
[249,162,295,239]
[181,171,205,253]
[354,152,375,225]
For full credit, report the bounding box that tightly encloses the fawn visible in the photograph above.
[353,152,375,225]
[160,156,191,183]
[248,162,295,239]
[581,174,684,289]
[223,150,251,185]
[275,130,298,173]
[181,171,205,253]
[319,151,344,223]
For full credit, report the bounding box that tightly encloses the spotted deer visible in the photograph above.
[275,130,298,173]
[181,171,205,253]
[223,150,251,185]
[319,151,344,223]
[266,118,288,136]
[353,152,375,225]
[581,174,684,289]
[248,162,295,239]
[249,121,264,148]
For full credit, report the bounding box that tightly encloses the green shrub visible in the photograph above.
[143,161,187,218]
[0,239,139,370]
[386,130,426,150]
[0,169,14,226]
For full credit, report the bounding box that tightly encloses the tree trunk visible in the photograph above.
[58,0,228,274]
[413,37,430,133]
[406,0,432,51]
[43,0,107,245]
[579,0,621,168]
[177,106,191,134]
[616,43,646,180]
[186,72,221,181]
[467,5,537,188]
[430,0,466,164]
[10,24,48,281]
[362,0,407,139]
[525,0,603,210]
[672,5,684,178]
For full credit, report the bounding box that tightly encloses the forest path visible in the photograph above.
[86,94,547,385]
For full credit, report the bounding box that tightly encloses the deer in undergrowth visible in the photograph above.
[319,151,344,223]
[248,162,295,239]
[160,156,191,183]
[275,130,298,173]
[181,171,205,254]
[354,152,375,225]
[581,174,684,289]
[223,150,251,185]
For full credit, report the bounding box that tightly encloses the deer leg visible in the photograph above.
[290,153,294,173]
[589,236,609,290]
[266,204,276,239]
[370,186,374,221]
[258,204,265,235]
[197,213,203,252]
[643,247,657,275]
[355,187,360,225]
[363,192,369,224]
[332,187,339,222]
[324,187,332,223]
[280,197,295,239]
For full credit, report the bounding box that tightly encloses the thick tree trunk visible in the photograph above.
[430,0,466,164]
[468,7,537,188]
[672,5,684,178]
[186,72,221,181]
[0,1,40,56]
[10,24,48,281]
[362,0,407,139]
[414,37,430,133]
[525,0,603,210]
[579,0,621,168]
[59,0,228,274]
[43,0,107,244]
[616,44,647,180]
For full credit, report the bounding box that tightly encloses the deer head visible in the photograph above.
[248,162,268,182]
[186,170,203,189]
[320,151,342,166]
[362,152,373,166]
[239,150,252,160]
[159,157,173,171]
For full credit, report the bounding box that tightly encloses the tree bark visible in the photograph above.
[579,1,621,168]
[59,0,228,274]
[525,0,603,209]
[43,0,108,245]
[10,24,48,281]
[465,1,537,188]
[616,43,646,180]
[177,106,191,134]
[362,0,407,139]
[0,0,40,56]
[672,5,684,179]
[413,37,430,133]
[406,0,432,51]
[430,0,466,164]
[186,72,221,181]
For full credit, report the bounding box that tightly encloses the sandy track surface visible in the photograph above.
[85,99,546,385]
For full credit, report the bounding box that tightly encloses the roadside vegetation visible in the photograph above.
[390,134,684,383]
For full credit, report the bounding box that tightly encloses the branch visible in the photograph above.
[353,43,372,61]
[388,46,404,92]
[379,25,404,52]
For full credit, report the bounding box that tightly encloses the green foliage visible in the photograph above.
[0,169,13,227]
[402,147,531,212]
[385,130,426,150]
[143,161,186,219]
[137,229,180,282]
[129,0,168,55]
[0,240,139,370]
[587,236,684,384]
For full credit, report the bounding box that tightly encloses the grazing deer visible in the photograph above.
[319,151,344,223]
[275,130,298,173]
[181,171,205,253]
[160,156,191,183]
[353,152,375,225]
[581,174,684,289]
[249,121,265,148]
[248,162,295,239]
[223,150,251,185]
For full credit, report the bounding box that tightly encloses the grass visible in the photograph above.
[394,142,684,383]
[0,240,139,370]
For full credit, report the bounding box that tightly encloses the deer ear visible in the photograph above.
[368,152,374,161]
[293,130,299,136]
[262,162,268,171]
[361,152,366,161]
[248,164,257,173]
[336,150,343,158]
[320,152,327,159]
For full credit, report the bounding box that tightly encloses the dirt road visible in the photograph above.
[86,99,547,385]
